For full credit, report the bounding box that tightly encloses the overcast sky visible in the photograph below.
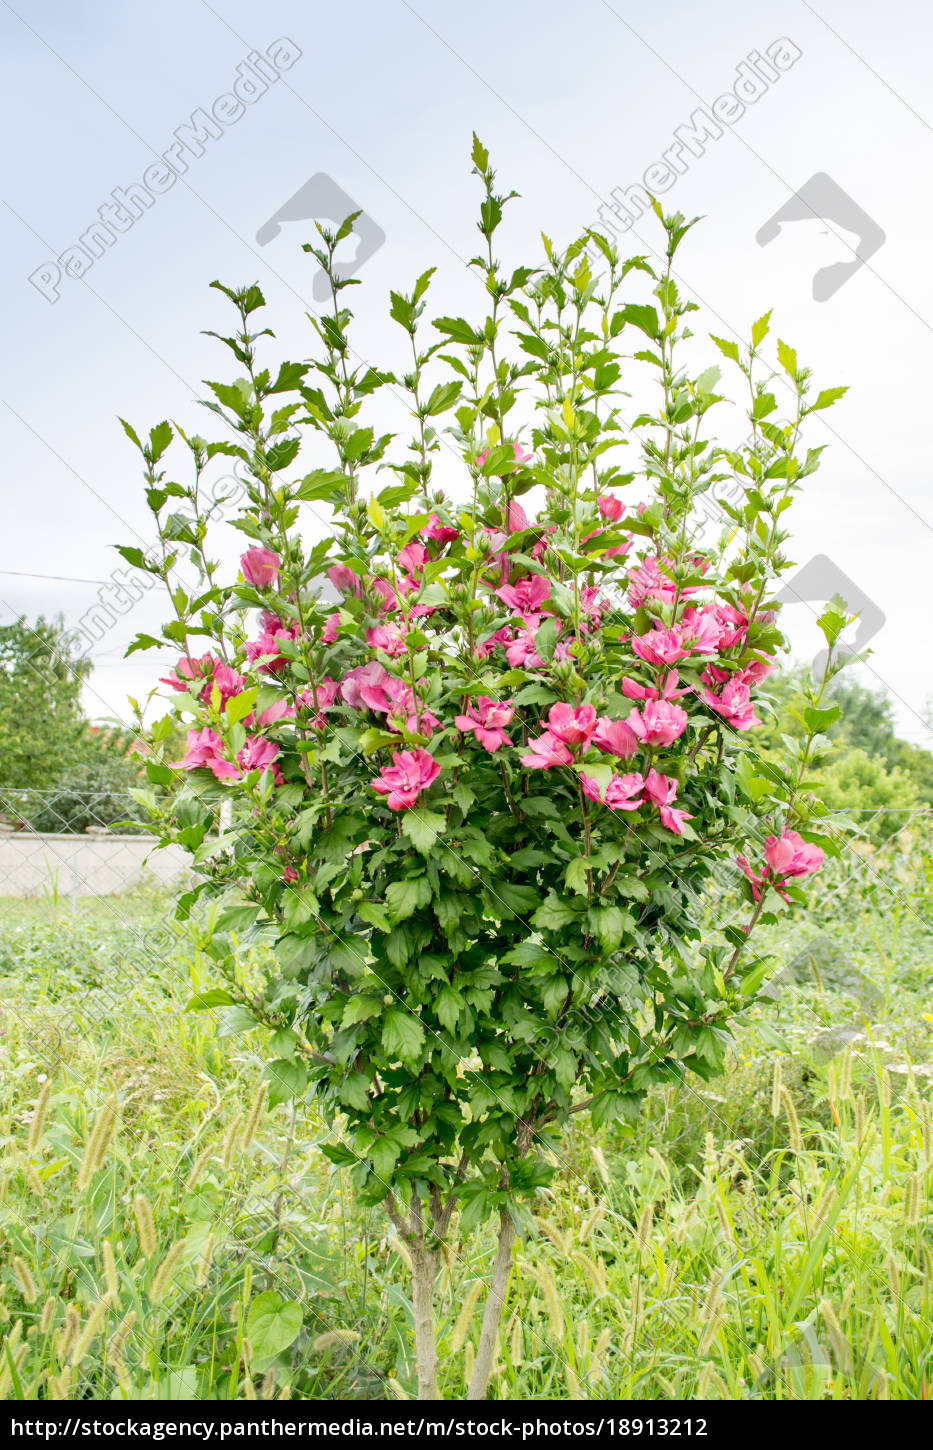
[2,0,931,747]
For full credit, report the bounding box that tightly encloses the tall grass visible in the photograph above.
[1,866,931,1399]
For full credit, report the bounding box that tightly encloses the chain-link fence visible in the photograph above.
[0,787,190,905]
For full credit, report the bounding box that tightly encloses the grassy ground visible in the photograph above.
[1,841,932,1401]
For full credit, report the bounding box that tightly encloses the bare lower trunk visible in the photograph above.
[410,1241,440,1400]
[467,1210,516,1400]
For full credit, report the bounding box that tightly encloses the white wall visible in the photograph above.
[0,832,190,898]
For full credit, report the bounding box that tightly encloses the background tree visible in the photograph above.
[0,614,143,829]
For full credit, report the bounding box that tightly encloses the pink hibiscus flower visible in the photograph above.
[547,702,598,746]
[626,699,689,748]
[454,697,515,753]
[371,748,441,811]
[240,547,280,589]
[520,732,573,769]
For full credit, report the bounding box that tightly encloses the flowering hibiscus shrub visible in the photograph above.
[121,139,848,1399]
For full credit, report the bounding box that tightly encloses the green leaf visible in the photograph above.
[565,857,590,896]
[435,985,465,1034]
[777,338,798,377]
[342,996,383,1027]
[532,892,579,932]
[262,1058,308,1108]
[381,1010,426,1065]
[385,876,431,923]
[358,900,391,933]
[433,316,482,346]
[589,904,627,953]
[224,685,258,726]
[617,304,660,340]
[246,1292,302,1366]
[809,386,847,412]
[803,703,841,733]
[185,989,236,1010]
[710,334,740,364]
[320,1143,357,1167]
[370,1136,403,1179]
[401,809,446,853]
[751,310,772,348]
[536,617,559,663]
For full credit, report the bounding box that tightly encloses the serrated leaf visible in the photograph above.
[401,809,445,853]
[381,1010,425,1065]
[342,996,383,1027]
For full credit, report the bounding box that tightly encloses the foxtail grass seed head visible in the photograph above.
[261,1368,277,1399]
[538,1220,568,1254]
[48,1368,72,1400]
[222,1115,242,1172]
[565,1364,581,1398]
[26,1079,53,1152]
[150,1242,186,1304]
[698,1308,724,1358]
[76,1095,119,1192]
[591,1327,612,1375]
[780,1087,803,1152]
[713,1194,734,1242]
[57,1304,80,1361]
[242,1263,252,1306]
[923,1112,933,1170]
[312,1329,360,1351]
[580,1204,605,1243]
[243,1368,256,1400]
[701,1270,723,1322]
[634,1203,654,1256]
[70,1298,108,1367]
[241,1082,268,1153]
[23,1158,44,1198]
[648,1145,672,1186]
[39,1297,57,1334]
[185,1142,215,1190]
[703,1132,717,1177]
[195,1232,216,1288]
[387,1376,408,1400]
[591,1145,610,1190]
[881,1068,891,1110]
[510,1315,523,1366]
[450,1280,484,1353]
[695,1362,715,1398]
[819,1298,850,1371]
[571,1250,608,1300]
[463,1342,475,1390]
[839,1047,853,1102]
[12,1256,37,1304]
[771,1058,783,1118]
[535,1266,565,1340]
[390,1236,412,1272]
[576,1317,590,1358]
[855,1095,867,1146]
[886,1253,901,1300]
[102,1240,119,1301]
[107,1309,137,1366]
[133,1194,157,1258]
[904,1174,922,1227]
